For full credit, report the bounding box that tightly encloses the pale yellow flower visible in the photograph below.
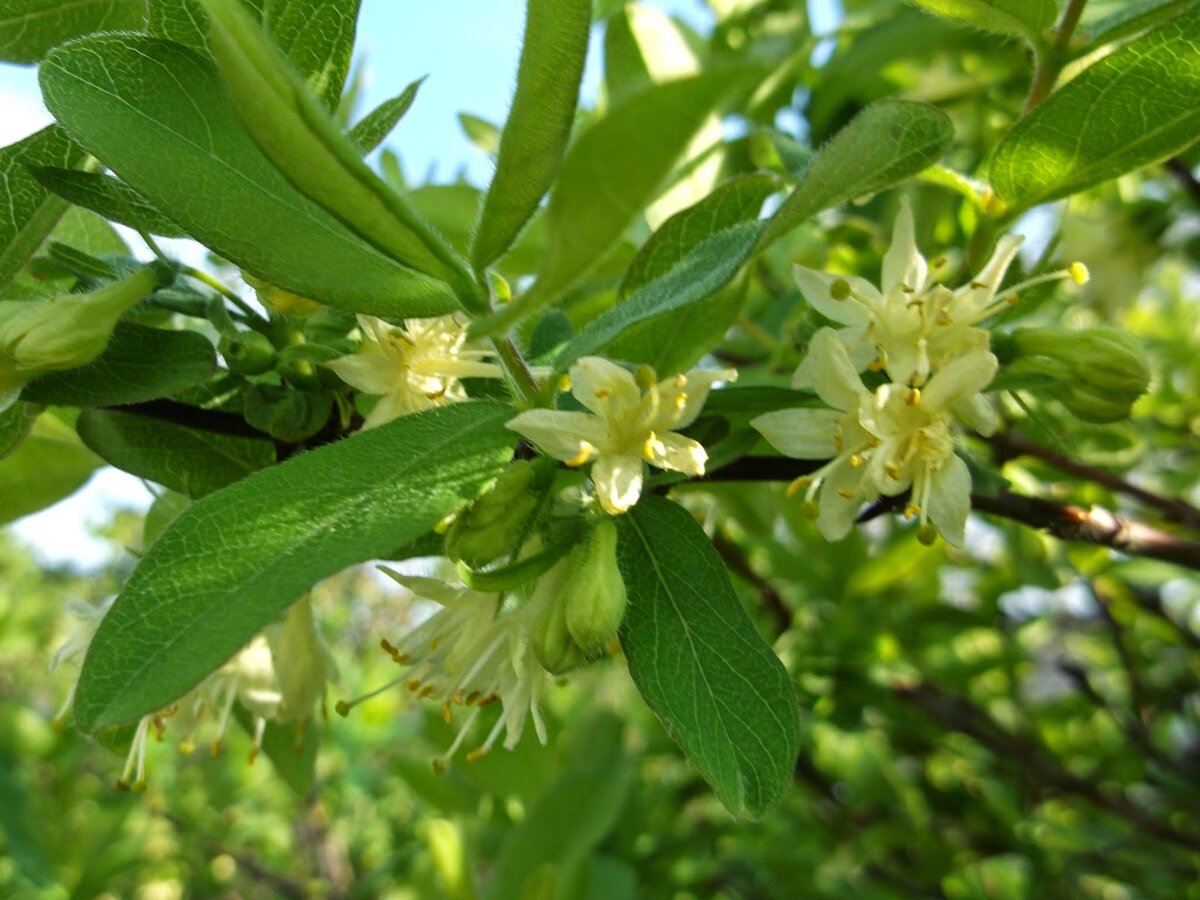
[506,357,734,515]
[327,314,502,428]
[752,328,997,545]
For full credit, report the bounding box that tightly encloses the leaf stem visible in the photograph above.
[491,335,540,407]
[182,265,263,321]
[1022,0,1089,113]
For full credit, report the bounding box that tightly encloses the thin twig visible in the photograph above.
[1022,0,1089,113]
[989,430,1200,530]
[182,265,264,321]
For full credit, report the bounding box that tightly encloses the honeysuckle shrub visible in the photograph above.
[1,0,1199,895]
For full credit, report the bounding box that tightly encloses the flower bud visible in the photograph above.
[220,330,277,375]
[1012,326,1150,423]
[244,273,321,317]
[265,596,333,722]
[530,566,587,675]
[563,519,628,652]
[445,460,554,567]
[0,267,157,398]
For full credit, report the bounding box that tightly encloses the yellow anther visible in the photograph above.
[674,392,687,410]
[565,441,595,467]
[867,356,886,372]
[970,281,988,290]
[834,433,844,452]
[594,388,611,400]
[479,693,500,707]
[556,374,572,393]
[900,284,915,294]
[643,433,664,462]
[849,454,864,468]
[674,373,687,388]
[418,685,435,700]
[464,691,481,705]
[406,679,422,692]
[903,504,921,519]
[1068,262,1089,285]
[801,500,820,520]
[830,278,852,300]
[785,475,810,498]
[430,637,440,651]
[932,256,947,268]
[432,758,447,775]
[466,747,491,763]
[837,489,855,499]
[179,739,196,756]
[906,387,921,406]
[441,703,453,724]
[247,747,260,766]
[885,462,901,480]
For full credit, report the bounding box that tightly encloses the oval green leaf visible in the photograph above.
[0,0,144,63]
[616,496,800,817]
[75,401,516,731]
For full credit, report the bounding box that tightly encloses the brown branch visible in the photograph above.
[989,430,1200,530]
[892,680,1200,853]
[711,530,792,633]
[702,457,1200,571]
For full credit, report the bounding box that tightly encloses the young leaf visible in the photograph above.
[471,0,591,271]
[458,113,501,156]
[0,126,86,290]
[532,71,743,305]
[0,401,37,460]
[1087,0,1199,47]
[990,11,1200,212]
[200,0,482,308]
[40,35,459,317]
[0,413,99,525]
[32,168,188,238]
[76,409,276,498]
[74,401,516,732]
[616,496,800,817]
[0,0,145,63]
[908,0,1056,43]
[757,99,953,252]
[349,77,425,153]
[554,221,760,370]
[149,0,361,110]
[22,324,216,406]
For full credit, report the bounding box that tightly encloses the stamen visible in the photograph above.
[837,489,855,498]
[565,441,595,467]
[906,388,921,406]
[1068,262,1089,285]
[904,504,921,519]
[830,279,851,301]
[849,454,864,468]
[335,673,409,716]
[785,475,810,498]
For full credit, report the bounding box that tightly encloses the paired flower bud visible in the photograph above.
[1009,325,1150,423]
[445,460,554,568]
[530,519,628,674]
[0,267,157,408]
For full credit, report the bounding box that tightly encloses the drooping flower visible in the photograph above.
[506,357,734,515]
[791,200,1081,389]
[752,328,997,545]
[326,314,503,429]
[339,570,554,767]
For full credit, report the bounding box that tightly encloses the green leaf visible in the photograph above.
[149,0,360,110]
[458,112,501,156]
[200,0,480,307]
[1087,0,1200,47]
[471,0,592,270]
[32,168,188,238]
[22,324,216,407]
[532,71,743,305]
[908,0,1056,42]
[0,413,99,524]
[0,125,86,291]
[0,401,37,460]
[75,401,516,731]
[603,174,777,374]
[349,77,425,153]
[489,719,632,900]
[554,221,760,370]
[40,35,458,318]
[990,11,1200,211]
[0,0,144,63]
[76,408,275,497]
[616,496,800,816]
[758,99,953,252]
[242,383,331,442]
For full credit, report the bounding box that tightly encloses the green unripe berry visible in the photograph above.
[563,519,628,652]
[220,330,277,375]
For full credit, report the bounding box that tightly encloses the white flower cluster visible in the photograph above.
[752,201,1083,545]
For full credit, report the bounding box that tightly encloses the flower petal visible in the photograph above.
[647,432,707,475]
[570,356,640,419]
[752,408,842,459]
[807,328,869,412]
[954,393,999,437]
[881,198,928,296]
[926,453,971,546]
[667,367,736,429]
[817,454,873,540]
[922,351,998,409]
[590,453,645,515]
[793,265,878,327]
[953,234,1023,317]
[507,410,607,461]
[325,352,396,394]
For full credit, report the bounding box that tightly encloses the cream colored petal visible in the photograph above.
[922,351,998,409]
[647,431,707,475]
[752,408,841,459]
[326,352,399,395]
[881,198,928,295]
[507,410,608,461]
[663,367,736,430]
[817,455,873,540]
[569,356,641,419]
[591,453,645,515]
[361,392,417,429]
[793,265,879,327]
[954,234,1023,316]
[926,453,971,546]
[807,328,869,412]
[954,393,999,437]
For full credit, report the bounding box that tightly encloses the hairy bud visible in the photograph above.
[445,460,554,567]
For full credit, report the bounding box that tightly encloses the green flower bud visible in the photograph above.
[220,330,277,375]
[563,519,628,652]
[1011,326,1150,423]
[0,267,157,399]
[445,460,554,567]
[530,563,587,675]
[265,596,333,722]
